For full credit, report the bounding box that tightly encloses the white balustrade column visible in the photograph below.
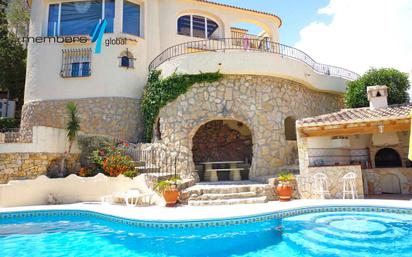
[114,0,123,34]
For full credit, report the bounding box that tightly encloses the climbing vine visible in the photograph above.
[141,70,223,142]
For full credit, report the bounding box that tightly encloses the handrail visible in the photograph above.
[148,38,360,81]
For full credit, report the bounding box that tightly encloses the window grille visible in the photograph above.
[61,48,92,78]
[118,48,135,69]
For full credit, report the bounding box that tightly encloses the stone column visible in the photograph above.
[297,130,309,175]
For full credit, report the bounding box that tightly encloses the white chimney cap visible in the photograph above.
[367,85,388,109]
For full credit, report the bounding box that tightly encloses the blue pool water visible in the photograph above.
[1,209,412,257]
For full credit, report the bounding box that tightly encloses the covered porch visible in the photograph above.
[297,89,412,199]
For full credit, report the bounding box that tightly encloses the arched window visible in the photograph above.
[285,117,297,141]
[121,56,129,67]
[177,15,219,39]
[375,148,402,168]
[118,49,135,69]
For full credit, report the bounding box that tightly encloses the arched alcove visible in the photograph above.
[375,148,402,168]
[192,119,253,181]
[284,116,297,141]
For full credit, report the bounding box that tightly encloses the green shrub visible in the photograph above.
[123,170,139,178]
[77,134,117,167]
[278,172,295,182]
[345,68,410,108]
[141,70,223,142]
[0,117,20,129]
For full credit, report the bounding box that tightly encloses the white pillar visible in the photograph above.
[114,0,123,34]
[145,0,161,63]
[30,0,48,37]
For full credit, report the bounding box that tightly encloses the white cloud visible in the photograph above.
[295,0,412,76]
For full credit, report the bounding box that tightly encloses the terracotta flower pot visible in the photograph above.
[163,188,180,207]
[277,183,293,202]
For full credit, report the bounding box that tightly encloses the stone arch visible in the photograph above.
[157,75,343,180]
[191,119,254,181]
[381,174,401,194]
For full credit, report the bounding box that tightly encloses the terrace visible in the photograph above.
[149,38,359,81]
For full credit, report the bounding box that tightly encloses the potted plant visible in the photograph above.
[276,172,295,202]
[155,177,180,207]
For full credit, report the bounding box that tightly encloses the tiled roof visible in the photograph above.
[297,103,412,127]
[195,0,282,28]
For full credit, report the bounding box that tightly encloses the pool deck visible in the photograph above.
[1,199,412,221]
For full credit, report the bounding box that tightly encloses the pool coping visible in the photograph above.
[1,200,412,227]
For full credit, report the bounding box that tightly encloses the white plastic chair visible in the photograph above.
[124,189,141,207]
[312,173,330,199]
[342,172,358,199]
[101,189,155,206]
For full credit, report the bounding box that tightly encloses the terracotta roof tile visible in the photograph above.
[297,103,412,127]
[195,0,282,28]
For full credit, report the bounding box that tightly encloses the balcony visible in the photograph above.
[148,38,359,92]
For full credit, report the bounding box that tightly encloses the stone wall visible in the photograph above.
[192,120,253,162]
[0,153,80,184]
[158,75,343,179]
[363,168,412,195]
[20,97,142,142]
[301,165,364,199]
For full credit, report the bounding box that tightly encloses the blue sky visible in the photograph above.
[213,0,331,45]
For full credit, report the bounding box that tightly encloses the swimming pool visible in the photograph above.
[1,206,412,257]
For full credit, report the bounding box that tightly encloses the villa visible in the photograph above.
[4,0,357,185]
[2,1,412,257]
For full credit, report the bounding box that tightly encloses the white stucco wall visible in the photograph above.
[158,51,349,93]
[0,173,160,207]
[0,126,80,153]
[24,36,147,102]
[25,0,283,103]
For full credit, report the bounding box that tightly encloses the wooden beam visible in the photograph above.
[301,120,410,137]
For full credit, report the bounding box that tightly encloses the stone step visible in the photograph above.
[190,191,257,201]
[188,196,267,206]
[135,166,160,173]
[184,184,271,195]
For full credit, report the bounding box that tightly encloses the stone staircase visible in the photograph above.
[180,182,275,206]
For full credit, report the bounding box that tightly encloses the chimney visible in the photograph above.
[367,85,388,109]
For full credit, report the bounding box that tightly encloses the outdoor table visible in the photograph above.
[200,161,244,181]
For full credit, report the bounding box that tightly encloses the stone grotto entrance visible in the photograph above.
[192,120,253,181]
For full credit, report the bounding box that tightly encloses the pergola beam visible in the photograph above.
[298,119,410,137]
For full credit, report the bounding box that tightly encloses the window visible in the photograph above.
[177,15,191,36]
[118,49,135,69]
[123,1,140,36]
[121,56,130,67]
[284,117,297,141]
[177,15,219,39]
[61,48,92,78]
[192,15,205,38]
[47,0,115,36]
[206,19,218,38]
[48,4,59,36]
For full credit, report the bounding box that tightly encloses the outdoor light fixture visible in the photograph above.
[377,124,384,134]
